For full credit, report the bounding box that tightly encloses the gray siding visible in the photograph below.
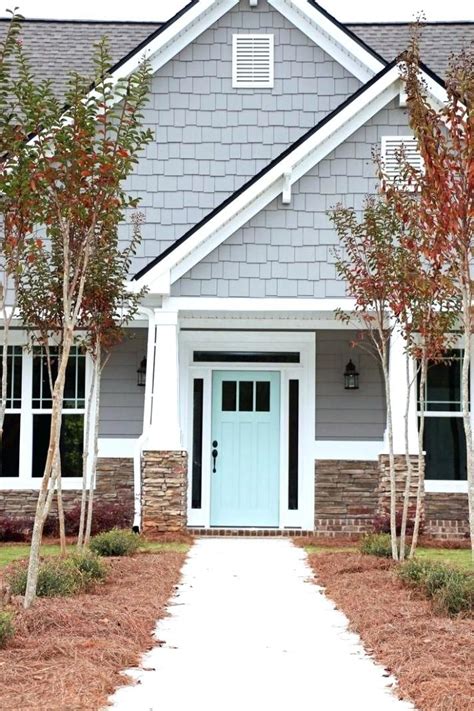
[316,331,386,441]
[121,0,361,273]
[98,328,147,438]
[172,100,410,298]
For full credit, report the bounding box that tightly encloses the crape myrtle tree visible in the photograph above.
[10,37,153,607]
[384,34,474,557]
[77,212,146,551]
[329,197,404,560]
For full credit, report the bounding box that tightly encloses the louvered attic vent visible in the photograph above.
[232,34,274,88]
[381,136,423,188]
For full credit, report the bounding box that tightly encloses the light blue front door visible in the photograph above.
[210,371,280,527]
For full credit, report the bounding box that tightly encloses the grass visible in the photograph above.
[0,540,190,568]
[305,544,472,569]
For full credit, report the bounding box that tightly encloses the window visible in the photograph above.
[0,346,22,478]
[232,34,274,88]
[419,350,468,481]
[32,346,86,478]
[381,136,423,189]
[191,379,204,509]
[221,380,271,413]
[194,351,299,363]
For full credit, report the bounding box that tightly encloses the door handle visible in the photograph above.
[212,440,218,473]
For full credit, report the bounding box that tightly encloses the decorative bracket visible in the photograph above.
[282,171,292,204]
[249,0,258,6]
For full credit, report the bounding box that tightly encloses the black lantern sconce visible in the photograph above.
[137,356,147,387]
[344,359,359,390]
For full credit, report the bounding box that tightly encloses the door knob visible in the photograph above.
[212,446,218,473]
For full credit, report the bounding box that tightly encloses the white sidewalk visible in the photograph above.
[109,538,415,711]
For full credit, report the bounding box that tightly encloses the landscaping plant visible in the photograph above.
[89,529,140,557]
[360,533,393,558]
[4,32,152,607]
[399,558,473,616]
[7,553,107,597]
[0,610,14,648]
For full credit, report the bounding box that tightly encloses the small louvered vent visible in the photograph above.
[232,34,274,88]
[381,136,423,188]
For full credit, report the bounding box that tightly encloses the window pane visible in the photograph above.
[424,350,461,410]
[192,379,203,509]
[256,381,270,412]
[424,417,467,480]
[239,381,253,412]
[0,414,21,477]
[222,381,236,411]
[0,346,23,408]
[32,414,84,477]
[33,347,84,409]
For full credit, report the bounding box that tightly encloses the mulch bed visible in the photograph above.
[308,552,474,711]
[0,551,187,711]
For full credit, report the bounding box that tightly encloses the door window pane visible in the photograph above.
[32,414,84,477]
[423,417,467,480]
[0,414,21,477]
[256,381,270,412]
[239,381,253,412]
[222,381,237,411]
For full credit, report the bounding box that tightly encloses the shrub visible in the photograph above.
[70,551,107,584]
[64,502,133,536]
[373,510,423,536]
[0,515,33,542]
[398,559,474,616]
[89,529,140,557]
[360,532,392,558]
[0,611,14,648]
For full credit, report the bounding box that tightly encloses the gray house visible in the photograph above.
[1,0,472,538]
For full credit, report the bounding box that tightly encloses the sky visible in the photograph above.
[1,0,473,22]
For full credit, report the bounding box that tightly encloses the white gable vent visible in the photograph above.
[232,34,274,88]
[381,136,424,188]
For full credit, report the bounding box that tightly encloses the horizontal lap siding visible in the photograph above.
[98,328,147,438]
[119,0,361,274]
[172,100,411,298]
[316,331,385,440]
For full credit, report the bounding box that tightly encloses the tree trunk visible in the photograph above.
[23,331,74,609]
[56,458,67,556]
[84,345,102,547]
[382,340,398,561]
[410,354,427,558]
[460,288,474,562]
[400,352,415,561]
[77,351,97,551]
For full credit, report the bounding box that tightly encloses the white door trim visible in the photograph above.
[180,330,315,530]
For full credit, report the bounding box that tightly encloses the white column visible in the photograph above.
[150,309,182,450]
[387,325,418,454]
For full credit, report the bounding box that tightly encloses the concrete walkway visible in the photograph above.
[109,539,414,711]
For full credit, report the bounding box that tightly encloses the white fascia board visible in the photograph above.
[269,0,383,82]
[163,296,356,312]
[140,65,402,292]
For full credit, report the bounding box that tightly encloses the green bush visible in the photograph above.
[398,559,474,616]
[70,551,107,584]
[0,611,14,648]
[89,528,140,557]
[360,533,392,558]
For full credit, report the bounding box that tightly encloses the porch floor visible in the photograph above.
[109,539,414,711]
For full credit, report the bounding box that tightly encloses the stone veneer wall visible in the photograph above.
[141,450,188,535]
[314,460,379,536]
[0,458,134,518]
[425,492,469,540]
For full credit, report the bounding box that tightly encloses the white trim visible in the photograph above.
[425,480,468,494]
[98,438,137,458]
[314,440,382,461]
[164,296,356,312]
[181,329,315,530]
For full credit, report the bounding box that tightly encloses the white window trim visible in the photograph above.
[0,333,95,491]
[232,34,274,89]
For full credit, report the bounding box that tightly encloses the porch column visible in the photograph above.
[378,325,421,518]
[141,309,188,534]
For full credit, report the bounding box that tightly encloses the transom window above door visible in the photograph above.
[222,380,270,412]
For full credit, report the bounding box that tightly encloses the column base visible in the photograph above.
[141,450,188,535]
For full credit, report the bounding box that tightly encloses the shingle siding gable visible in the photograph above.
[171,99,410,298]
[121,0,362,273]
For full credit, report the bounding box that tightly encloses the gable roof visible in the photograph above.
[131,59,448,294]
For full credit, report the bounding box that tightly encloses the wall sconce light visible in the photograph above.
[137,356,147,387]
[344,359,359,390]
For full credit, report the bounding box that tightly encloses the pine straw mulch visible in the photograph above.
[307,552,474,711]
[0,551,187,711]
